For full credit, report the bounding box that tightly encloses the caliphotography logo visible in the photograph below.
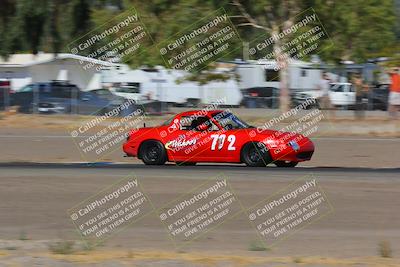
[68,99,149,162]
[155,174,244,249]
[68,7,153,71]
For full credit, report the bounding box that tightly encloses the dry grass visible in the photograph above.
[378,240,392,258]
[0,112,398,137]
[40,249,400,266]
[48,240,75,255]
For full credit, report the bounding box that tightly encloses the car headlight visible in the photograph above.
[288,140,300,151]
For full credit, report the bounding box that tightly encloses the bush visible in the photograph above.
[48,240,75,255]
[248,240,268,251]
[378,240,392,258]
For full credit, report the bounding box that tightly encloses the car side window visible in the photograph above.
[180,116,218,131]
[51,86,67,98]
[19,84,34,92]
[331,84,344,92]
[80,92,92,100]
[180,116,195,130]
[40,84,52,96]
[161,117,174,126]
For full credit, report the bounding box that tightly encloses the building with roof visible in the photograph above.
[0,53,117,90]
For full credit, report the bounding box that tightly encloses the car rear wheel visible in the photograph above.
[241,142,272,167]
[274,161,298,167]
[139,141,167,165]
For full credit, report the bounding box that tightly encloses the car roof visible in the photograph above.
[33,81,78,86]
[178,109,225,117]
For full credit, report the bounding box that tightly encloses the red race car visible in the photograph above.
[123,110,314,167]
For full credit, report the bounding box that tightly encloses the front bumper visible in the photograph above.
[38,103,66,113]
[271,138,314,162]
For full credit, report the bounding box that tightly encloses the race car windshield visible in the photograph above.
[212,112,251,129]
[161,116,174,126]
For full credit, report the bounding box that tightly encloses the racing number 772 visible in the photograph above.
[210,134,236,151]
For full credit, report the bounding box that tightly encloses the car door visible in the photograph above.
[347,84,356,105]
[329,84,347,106]
[200,113,241,162]
[188,115,229,161]
[12,84,34,108]
[202,129,239,162]
[163,114,219,162]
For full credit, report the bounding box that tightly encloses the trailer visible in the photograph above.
[234,59,323,91]
[102,65,242,107]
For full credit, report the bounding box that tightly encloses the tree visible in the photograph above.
[0,0,62,56]
[0,0,16,58]
[22,0,48,54]
[69,0,91,37]
[48,1,62,54]
[0,0,397,69]
[231,0,305,112]
[312,0,397,63]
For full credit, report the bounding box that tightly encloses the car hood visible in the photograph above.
[254,129,310,143]
[296,90,322,98]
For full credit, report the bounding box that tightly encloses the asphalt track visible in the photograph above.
[1,132,399,167]
[1,162,399,174]
[1,163,399,258]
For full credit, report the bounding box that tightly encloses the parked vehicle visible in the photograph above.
[329,83,356,107]
[37,91,114,115]
[90,88,127,103]
[0,80,11,110]
[241,87,279,108]
[370,84,389,111]
[293,82,389,110]
[11,81,79,113]
[90,88,144,114]
[292,83,355,109]
[109,83,145,103]
[11,81,132,115]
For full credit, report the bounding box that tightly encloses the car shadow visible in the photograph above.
[0,161,399,173]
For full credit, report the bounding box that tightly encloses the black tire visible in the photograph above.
[241,142,273,167]
[274,161,298,168]
[175,162,197,166]
[139,140,167,165]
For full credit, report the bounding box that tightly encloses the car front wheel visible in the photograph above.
[241,142,272,167]
[139,141,167,165]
